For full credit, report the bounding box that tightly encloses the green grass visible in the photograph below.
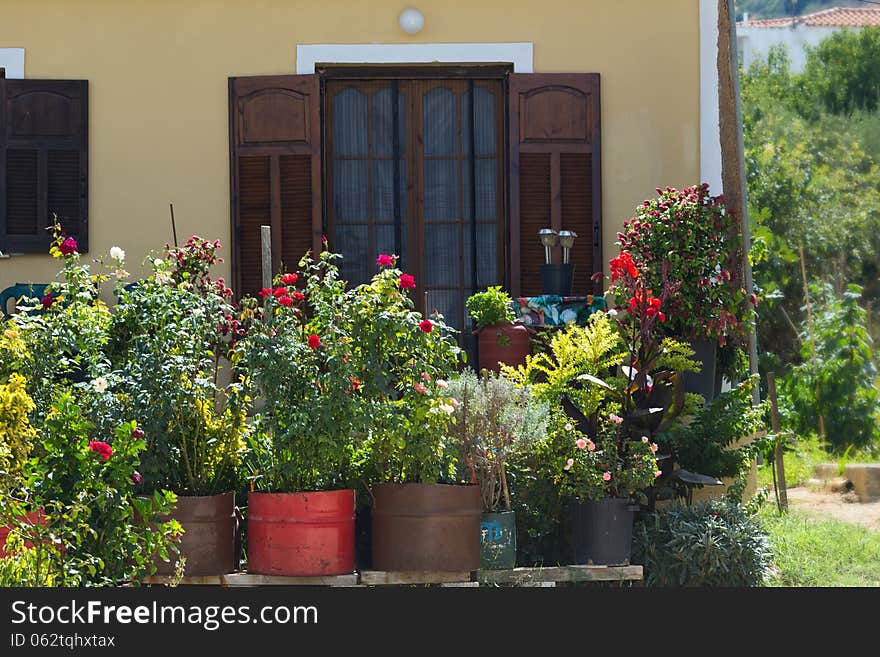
[759,507,880,587]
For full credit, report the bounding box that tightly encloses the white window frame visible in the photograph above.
[296,42,533,74]
[0,48,25,79]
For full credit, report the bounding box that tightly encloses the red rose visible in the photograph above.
[40,295,54,309]
[399,274,416,290]
[279,295,294,307]
[419,319,433,333]
[131,471,143,486]
[273,287,287,298]
[58,237,78,255]
[282,273,298,285]
[258,288,272,299]
[308,334,321,349]
[88,441,113,460]
[131,427,145,440]
[376,254,394,267]
[293,291,305,301]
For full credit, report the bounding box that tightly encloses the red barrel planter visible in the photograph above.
[247,490,356,576]
[0,510,48,558]
[152,492,238,576]
[477,323,531,373]
[371,483,481,572]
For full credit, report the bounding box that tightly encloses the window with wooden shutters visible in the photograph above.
[509,73,601,297]
[228,75,322,298]
[229,70,602,342]
[0,79,88,254]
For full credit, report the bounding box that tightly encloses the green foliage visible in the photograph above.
[0,372,36,491]
[240,249,463,489]
[781,283,878,450]
[617,185,755,344]
[107,237,249,495]
[742,39,880,368]
[348,259,463,485]
[465,286,515,329]
[804,27,880,116]
[501,312,626,417]
[632,500,773,587]
[446,370,548,512]
[660,376,768,503]
[0,393,181,586]
[0,325,35,491]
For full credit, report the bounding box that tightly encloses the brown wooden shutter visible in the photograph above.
[0,79,88,254]
[229,75,321,298]
[508,74,601,296]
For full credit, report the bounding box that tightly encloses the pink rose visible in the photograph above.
[602,472,611,482]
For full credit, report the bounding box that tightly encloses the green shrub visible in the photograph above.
[781,283,878,451]
[465,286,515,329]
[632,500,772,587]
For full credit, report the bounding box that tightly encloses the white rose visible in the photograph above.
[92,377,108,394]
[110,246,125,262]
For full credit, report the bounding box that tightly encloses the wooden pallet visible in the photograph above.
[477,565,643,586]
[358,570,475,586]
[142,572,359,587]
[142,565,641,587]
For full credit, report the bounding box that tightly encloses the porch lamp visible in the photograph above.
[538,228,558,265]
[399,8,425,34]
[558,230,577,264]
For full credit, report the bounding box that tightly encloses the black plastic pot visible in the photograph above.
[571,497,637,566]
[684,339,719,402]
[540,264,574,296]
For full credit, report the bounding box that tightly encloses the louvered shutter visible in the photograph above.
[0,79,88,254]
[508,74,601,296]
[229,75,321,298]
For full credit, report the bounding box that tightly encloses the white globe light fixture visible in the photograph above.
[399,8,425,35]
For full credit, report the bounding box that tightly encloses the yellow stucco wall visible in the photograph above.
[0,0,700,294]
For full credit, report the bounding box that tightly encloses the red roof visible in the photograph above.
[740,7,880,28]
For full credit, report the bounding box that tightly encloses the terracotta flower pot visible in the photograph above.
[476,323,531,373]
[247,489,356,576]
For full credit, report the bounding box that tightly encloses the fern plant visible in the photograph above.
[501,312,626,416]
[660,375,768,503]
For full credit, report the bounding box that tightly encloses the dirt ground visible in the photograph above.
[780,486,880,531]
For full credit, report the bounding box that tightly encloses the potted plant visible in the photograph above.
[616,184,757,400]
[446,369,547,569]
[237,249,366,576]
[2,232,180,585]
[109,237,249,576]
[466,286,531,373]
[351,254,478,572]
[557,252,697,564]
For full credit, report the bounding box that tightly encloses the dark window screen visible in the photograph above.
[326,78,505,350]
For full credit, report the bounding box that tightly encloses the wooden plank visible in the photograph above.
[143,573,358,587]
[359,570,474,586]
[478,565,642,585]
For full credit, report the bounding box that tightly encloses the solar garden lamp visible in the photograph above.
[559,230,577,264]
[539,228,558,264]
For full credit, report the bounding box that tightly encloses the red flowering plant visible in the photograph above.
[616,184,756,347]
[108,236,249,497]
[549,252,700,503]
[346,254,463,486]
[238,249,372,493]
[0,391,180,586]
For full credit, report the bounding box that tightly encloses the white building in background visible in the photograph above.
[738,6,880,72]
